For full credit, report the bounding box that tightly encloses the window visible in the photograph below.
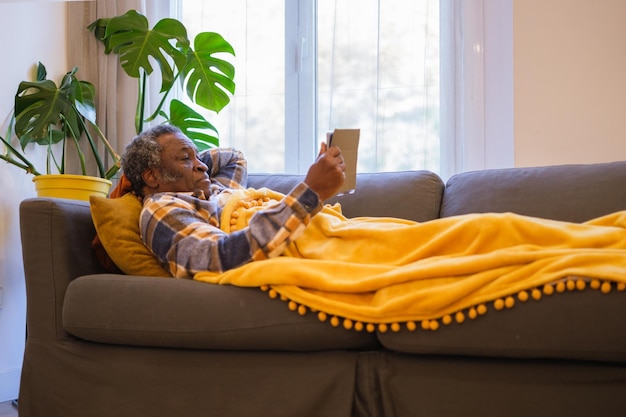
[177,0,289,173]
[316,1,440,175]
[172,1,512,177]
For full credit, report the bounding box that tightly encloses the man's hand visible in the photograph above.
[304,142,346,201]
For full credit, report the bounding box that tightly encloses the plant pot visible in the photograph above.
[32,174,112,201]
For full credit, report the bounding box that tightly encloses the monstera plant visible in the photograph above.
[0,62,120,180]
[88,9,236,150]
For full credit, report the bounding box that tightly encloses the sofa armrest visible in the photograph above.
[20,197,105,341]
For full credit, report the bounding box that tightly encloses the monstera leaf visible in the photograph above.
[14,66,95,150]
[90,10,236,146]
[165,99,219,150]
[97,10,189,93]
[182,32,236,113]
[6,62,121,179]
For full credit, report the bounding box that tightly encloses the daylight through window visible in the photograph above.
[177,0,441,175]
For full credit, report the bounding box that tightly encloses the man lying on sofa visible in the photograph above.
[120,124,346,278]
[114,124,626,327]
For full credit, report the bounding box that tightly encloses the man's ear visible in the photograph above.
[142,168,159,189]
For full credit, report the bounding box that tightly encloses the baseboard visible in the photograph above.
[0,368,21,402]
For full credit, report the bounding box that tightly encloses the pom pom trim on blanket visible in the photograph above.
[260,277,626,332]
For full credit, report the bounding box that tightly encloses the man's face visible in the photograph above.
[152,132,210,194]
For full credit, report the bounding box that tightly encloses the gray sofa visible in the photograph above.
[18,161,626,417]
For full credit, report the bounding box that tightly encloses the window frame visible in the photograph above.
[285,0,317,174]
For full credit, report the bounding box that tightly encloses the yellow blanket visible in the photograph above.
[194,188,626,330]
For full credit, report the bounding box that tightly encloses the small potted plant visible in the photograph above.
[0,62,121,201]
[88,9,236,150]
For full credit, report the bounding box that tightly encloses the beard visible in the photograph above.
[161,168,182,184]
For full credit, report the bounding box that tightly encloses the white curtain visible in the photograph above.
[443,0,486,179]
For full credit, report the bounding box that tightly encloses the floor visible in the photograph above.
[0,401,18,417]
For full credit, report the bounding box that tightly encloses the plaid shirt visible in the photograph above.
[140,147,322,278]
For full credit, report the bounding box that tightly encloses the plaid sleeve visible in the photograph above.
[199,147,248,190]
[140,183,321,278]
[246,182,322,260]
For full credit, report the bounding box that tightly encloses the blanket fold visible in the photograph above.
[194,188,626,329]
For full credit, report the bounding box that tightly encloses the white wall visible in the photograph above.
[514,0,626,167]
[0,1,68,401]
[484,0,514,169]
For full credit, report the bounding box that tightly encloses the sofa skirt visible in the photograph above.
[18,338,361,417]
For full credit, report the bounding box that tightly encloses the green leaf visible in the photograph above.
[181,32,236,113]
[166,99,219,150]
[36,62,47,81]
[14,80,73,148]
[13,66,98,149]
[104,10,189,93]
[9,63,120,179]
[87,17,113,53]
[61,67,98,127]
[72,80,97,124]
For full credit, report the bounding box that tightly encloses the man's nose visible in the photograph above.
[195,160,209,172]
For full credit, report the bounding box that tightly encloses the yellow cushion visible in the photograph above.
[90,193,171,277]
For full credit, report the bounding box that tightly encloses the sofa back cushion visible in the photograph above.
[440,161,626,222]
[248,171,445,222]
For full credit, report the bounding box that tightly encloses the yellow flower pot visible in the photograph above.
[32,174,112,201]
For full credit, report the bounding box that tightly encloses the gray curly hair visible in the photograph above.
[121,124,183,196]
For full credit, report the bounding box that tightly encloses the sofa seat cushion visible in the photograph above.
[377,287,626,362]
[63,274,379,351]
